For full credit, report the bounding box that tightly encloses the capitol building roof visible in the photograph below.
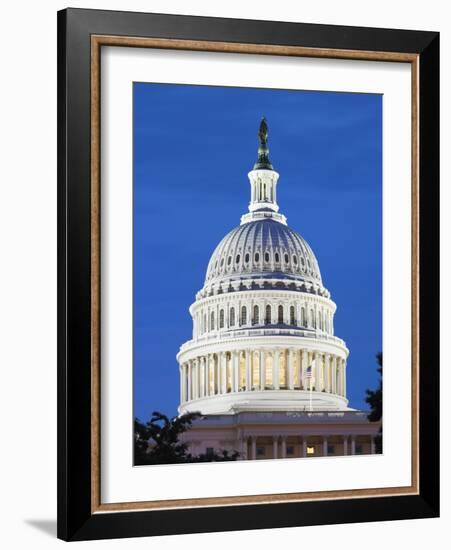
[205,218,323,289]
[199,117,328,299]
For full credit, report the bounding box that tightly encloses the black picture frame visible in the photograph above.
[57,7,439,541]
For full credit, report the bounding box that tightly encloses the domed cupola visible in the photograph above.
[200,118,328,300]
[177,119,349,415]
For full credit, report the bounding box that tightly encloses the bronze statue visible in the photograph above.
[254,117,273,170]
[258,117,269,146]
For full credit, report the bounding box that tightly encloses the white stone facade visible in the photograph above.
[179,411,380,459]
[177,121,350,416]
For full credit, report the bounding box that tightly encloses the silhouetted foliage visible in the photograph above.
[134,411,239,465]
[365,352,383,452]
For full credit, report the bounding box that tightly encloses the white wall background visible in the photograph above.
[0,1,448,548]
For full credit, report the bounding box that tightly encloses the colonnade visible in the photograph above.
[195,299,334,337]
[180,348,346,403]
[241,434,376,459]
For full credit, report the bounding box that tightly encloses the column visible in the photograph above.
[245,350,252,391]
[209,355,214,395]
[240,436,248,460]
[272,436,278,459]
[288,348,294,390]
[273,349,280,389]
[281,436,287,458]
[199,358,203,398]
[301,350,307,389]
[332,356,337,394]
[343,360,347,398]
[251,436,257,460]
[325,354,331,392]
[343,435,348,455]
[340,359,344,396]
[215,354,219,394]
[351,435,356,455]
[259,350,265,390]
[194,359,199,399]
[180,365,185,403]
[232,351,239,392]
[187,361,192,401]
[318,353,323,391]
[221,352,227,394]
[370,435,376,454]
[197,358,202,399]
[302,437,307,457]
[323,436,328,457]
[204,357,208,397]
[199,357,203,398]
[296,349,302,388]
[203,356,210,397]
[313,352,320,391]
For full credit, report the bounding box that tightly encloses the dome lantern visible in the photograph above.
[244,118,283,223]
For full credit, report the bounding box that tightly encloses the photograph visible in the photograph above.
[54,6,439,541]
[133,82,383,466]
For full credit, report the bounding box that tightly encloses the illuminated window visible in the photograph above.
[307,445,315,455]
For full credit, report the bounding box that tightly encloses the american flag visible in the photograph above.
[305,365,313,379]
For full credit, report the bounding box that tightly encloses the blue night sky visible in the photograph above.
[133,82,382,422]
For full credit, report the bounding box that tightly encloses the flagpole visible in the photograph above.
[309,376,313,412]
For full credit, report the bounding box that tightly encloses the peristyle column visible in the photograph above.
[323,436,328,456]
[251,437,257,460]
[288,348,294,390]
[245,350,252,390]
[232,350,239,392]
[259,350,265,390]
[221,352,227,394]
[281,437,287,458]
[272,436,278,459]
[273,349,280,389]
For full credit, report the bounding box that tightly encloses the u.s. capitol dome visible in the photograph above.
[177,118,349,415]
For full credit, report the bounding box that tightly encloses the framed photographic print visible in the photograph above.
[57,8,439,541]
